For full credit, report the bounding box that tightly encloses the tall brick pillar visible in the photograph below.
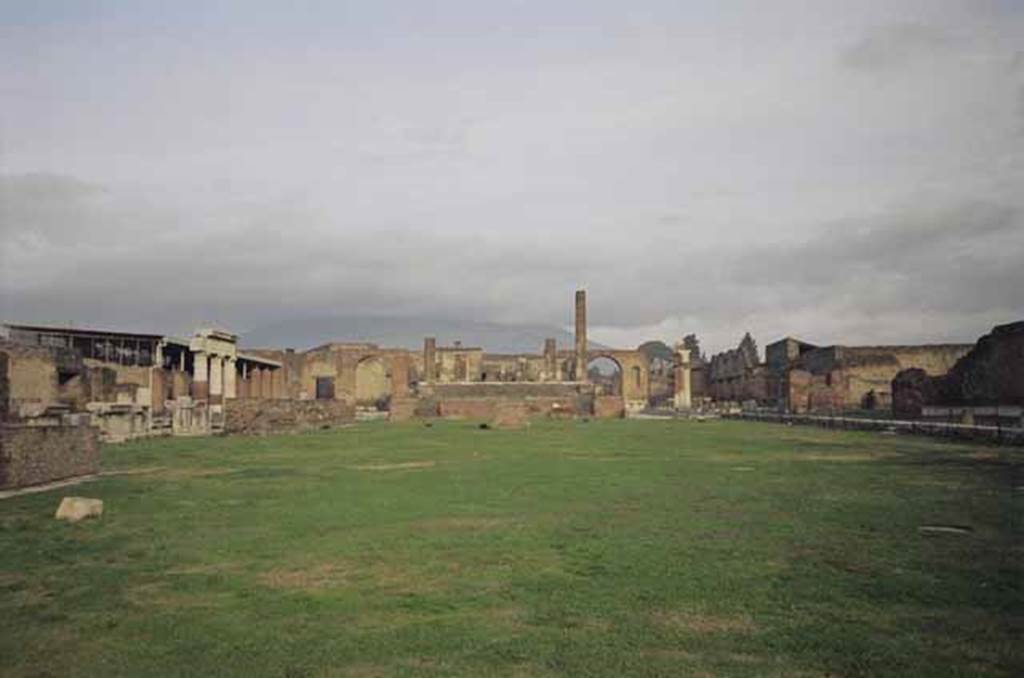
[543,338,557,381]
[191,351,209,400]
[423,337,437,382]
[575,290,587,382]
[224,358,237,399]
[0,351,9,420]
[209,355,224,405]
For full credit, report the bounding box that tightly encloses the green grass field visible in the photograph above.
[1,420,1021,677]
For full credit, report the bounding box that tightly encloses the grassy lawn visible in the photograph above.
[1,419,1021,677]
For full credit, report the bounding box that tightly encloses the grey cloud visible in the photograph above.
[839,23,953,72]
[3,2,1024,354]
[729,201,1024,315]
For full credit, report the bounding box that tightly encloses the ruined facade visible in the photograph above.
[0,343,99,490]
[770,340,972,414]
[707,333,768,403]
[1,325,283,441]
[892,321,1024,427]
[0,288,695,469]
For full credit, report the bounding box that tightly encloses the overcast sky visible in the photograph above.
[2,0,1022,354]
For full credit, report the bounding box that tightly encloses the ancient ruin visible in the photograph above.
[3,287,1021,490]
[892,321,1024,427]
[0,290,698,487]
[700,330,976,415]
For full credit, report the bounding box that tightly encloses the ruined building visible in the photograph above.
[892,321,1024,427]
[765,337,972,414]
[1,325,284,440]
[707,333,768,403]
[1,290,698,462]
[244,290,688,424]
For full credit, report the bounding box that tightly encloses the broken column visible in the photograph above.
[224,357,237,399]
[423,337,437,383]
[673,344,692,410]
[192,351,209,400]
[575,289,587,382]
[209,355,224,404]
[543,338,557,381]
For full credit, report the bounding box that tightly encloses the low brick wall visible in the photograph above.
[427,382,586,399]
[493,401,529,429]
[438,399,497,420]
[438,397,581,421]
[389,397,419,422]
[0,423,100,490]
[594,396,625,419]
[728,411,1024,446]
[224,399,355,435]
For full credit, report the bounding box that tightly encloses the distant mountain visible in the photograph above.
[239,315,610,354]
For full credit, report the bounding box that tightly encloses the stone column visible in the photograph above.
[574,289,587,381]
[543,338,557,382]
[423,338,437,382]
[253,368,264,399]
[391,356,410,397]
[673,345,692,410]
[224,358,237,399]
[192,351,209,400]
[209,355,224,404]
[272,368,284,399]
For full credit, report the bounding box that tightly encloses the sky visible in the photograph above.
[2,0,1022,355]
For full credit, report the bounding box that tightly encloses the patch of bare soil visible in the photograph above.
[100,466,166,477]
[152,467,239,481]
[652,610,757,634]
[260,563,353,590]
[348,461,436,471]
[411,516,514,531]
[126,582,234,609]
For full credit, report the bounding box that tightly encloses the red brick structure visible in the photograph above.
[892,321,1024,421]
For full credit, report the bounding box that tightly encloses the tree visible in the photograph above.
[683,334,703,362]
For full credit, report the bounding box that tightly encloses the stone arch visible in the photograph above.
[587,354,623,396]
[355,356,389,408]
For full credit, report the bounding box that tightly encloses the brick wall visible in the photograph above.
[892,321,1024,416]
[0,422,100,490]
[438,399,497,420]
[224,399,355,435]
[594,396,625,419]
[0,351,8,420]
[389,397,419,422]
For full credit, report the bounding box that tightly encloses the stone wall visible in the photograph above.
[1,341,63,413]
[594,396,625,419]
[224,398,355,435]
[893,321,1024,418]
[388,397,419,422]
[784,342,972,413]
[437,396,581,420]
[0,351,9,420]
[0,422,100,490]
[426,382,589,419]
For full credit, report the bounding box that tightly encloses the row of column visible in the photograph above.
[237,366,285,399]
[192,352,284,401]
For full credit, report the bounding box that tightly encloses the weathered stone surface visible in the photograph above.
[0,423,100,490]
[492,402,529,429]
[893,321,1024,416]
[388,397,419,422]
[594,396,625,419]
[224,399,354,435]
[55,496,103,522]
